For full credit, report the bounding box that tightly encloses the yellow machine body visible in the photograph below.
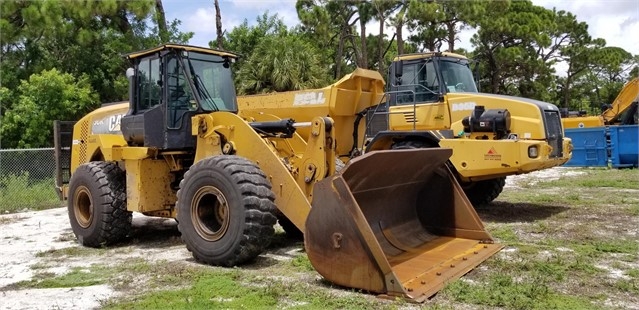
[57,44,502,302]
[238,66,571,182]
[562,78,639,129]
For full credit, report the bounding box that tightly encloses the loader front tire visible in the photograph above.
[68,162,131,247]
[176,156,277,266]
[461,177,506,206]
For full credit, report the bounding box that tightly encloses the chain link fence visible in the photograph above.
[0,148,63,213]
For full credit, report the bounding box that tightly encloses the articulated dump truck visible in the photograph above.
[54,44,502,302]
[238,53,572,206]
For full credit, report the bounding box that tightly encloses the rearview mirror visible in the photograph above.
[394,60,403,78]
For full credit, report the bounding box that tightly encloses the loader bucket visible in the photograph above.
[305,148,503,302]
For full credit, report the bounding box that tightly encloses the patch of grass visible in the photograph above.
[490,226,520,243]
[614,279,639,293]
[536,169,639,190]
[626,269,639,278]
[592,239,639,254]
[104,271,272,310]
[290,254,314,272]
[101,259,386,310]
[443,274,600,310]
[35,246,107,258]
[0,174,61,213]
[16,266,109,289]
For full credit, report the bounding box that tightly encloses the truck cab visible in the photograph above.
[121,44,239,150]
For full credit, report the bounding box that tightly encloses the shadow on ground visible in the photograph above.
[475,201,570,223]
[124,216,182,249]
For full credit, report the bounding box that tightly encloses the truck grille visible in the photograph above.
[544,110,563,157]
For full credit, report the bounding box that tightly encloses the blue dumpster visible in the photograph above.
[564,127,608,167]
[609,125,638,168]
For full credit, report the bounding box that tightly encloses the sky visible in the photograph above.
[163,0,639,57]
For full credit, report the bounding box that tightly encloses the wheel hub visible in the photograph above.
[74,186,93,228]
[192,186,230,241]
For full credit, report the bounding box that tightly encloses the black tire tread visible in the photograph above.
[177,155,277,266]
[462,177,507,206]
[69,161,131,247]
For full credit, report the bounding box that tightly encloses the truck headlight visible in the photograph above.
[528,145,539,158]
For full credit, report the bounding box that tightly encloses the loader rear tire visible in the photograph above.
[461,177,506,206]
[176,155,277,266]
[67,162,131,247]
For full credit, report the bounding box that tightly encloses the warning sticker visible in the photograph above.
[484,147,502,161]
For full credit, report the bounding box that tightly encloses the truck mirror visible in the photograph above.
[126,67,135,79]
[394,60,403,78]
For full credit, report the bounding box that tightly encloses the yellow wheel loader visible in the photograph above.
[54,44,502,302]
[238,52,572,206]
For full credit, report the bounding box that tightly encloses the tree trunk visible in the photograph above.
[446,21,455,52]
[488,54,499,93]
[378,11,385,76]
[214,0,223,49]
[335,26,346,79]
[155,0,168,42]
[359,17,368,68]
[396,6,405,55]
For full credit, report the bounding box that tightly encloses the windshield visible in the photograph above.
[186,52,237,112]
[438,59,478,93]
[391,60,440,105]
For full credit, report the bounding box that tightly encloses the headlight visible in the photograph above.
[528,145,539,158]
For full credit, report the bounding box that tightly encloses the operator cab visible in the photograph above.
[388,52,477,106]
[121,44,238,150]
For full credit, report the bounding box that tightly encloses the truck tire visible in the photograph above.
[68,162,131,247]
[176,155,277,266]
[461,177,506,206]
[391,140,505,206]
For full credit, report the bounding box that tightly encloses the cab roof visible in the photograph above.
[124,44,238,60]
[394,52,468,61]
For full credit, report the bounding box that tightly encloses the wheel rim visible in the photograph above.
[191,186,230,242]
[73,186,93,228]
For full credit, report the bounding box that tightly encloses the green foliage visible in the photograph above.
[0,173,60,213]
[222,12,288,59]
[1,69,98,148]
[236,34,331,94]
[0,0,193,148]
[221,12,333,93]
